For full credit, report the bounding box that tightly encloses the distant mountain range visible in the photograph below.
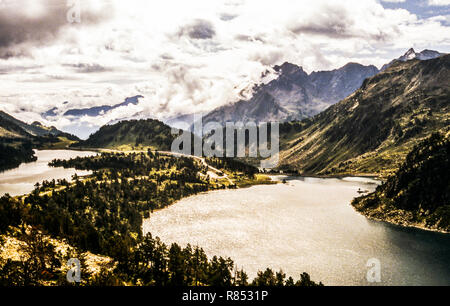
[35,48,446,139]
[3,49,445,179]
[75,53,450,178]
[43,95,144,118]
[4,47,445,154]
[277,54,450,177]
[193,62,379,128]
[176,48,445,130]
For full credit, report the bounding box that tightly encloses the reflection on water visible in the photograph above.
[0,150,97,197]
[143,177,450,286]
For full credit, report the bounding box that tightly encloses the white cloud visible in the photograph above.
[0,0,449,137]
[428,0,450,6]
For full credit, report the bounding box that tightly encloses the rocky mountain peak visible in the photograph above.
[403,48,417,60]
[381,48,444,71]
[274,62,304,76]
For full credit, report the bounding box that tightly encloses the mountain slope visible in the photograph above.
[0,141,37,172]
[0,111,55,137]
[277,54,450,177]
[0,113,37,172]
[0,115,31,139]
[309,62,379,103]
[199,90,292,125]
[198,62,379,127]
[352,133,450,232]
[0,111,77,139]
[73,119,191,151]
[0,111,81,170]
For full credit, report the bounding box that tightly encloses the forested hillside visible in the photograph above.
[0,111,80,171]
[0,152,321,286]
[73,119,196,152]
[352,133,450,232]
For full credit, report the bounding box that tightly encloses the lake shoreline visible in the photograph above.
[0,150,96,197]
[143,176,450,285]
[283,174,450,234]
[145,175,280,217]
[276,172,383,181]
[146,174,447,239]
[352,206,450,235]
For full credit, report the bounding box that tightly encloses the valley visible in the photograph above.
[2,0,450,294]
[0,48,449,287]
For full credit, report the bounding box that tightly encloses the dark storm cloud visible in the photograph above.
[178,19,216,40]
[0,0,113,58]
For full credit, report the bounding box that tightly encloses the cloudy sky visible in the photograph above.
[0,0,449,137]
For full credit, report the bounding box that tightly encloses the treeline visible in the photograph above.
[107,233,322,286]
[0,229,321,287]
[0,139,37,172]
[0,134,78,172]
[0,152,323,286]
[205,157,259,177]
[7,153,214,259]
[352,133,450,231]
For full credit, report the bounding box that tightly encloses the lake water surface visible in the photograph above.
[0,150,97,197]
[143,176,450,286]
